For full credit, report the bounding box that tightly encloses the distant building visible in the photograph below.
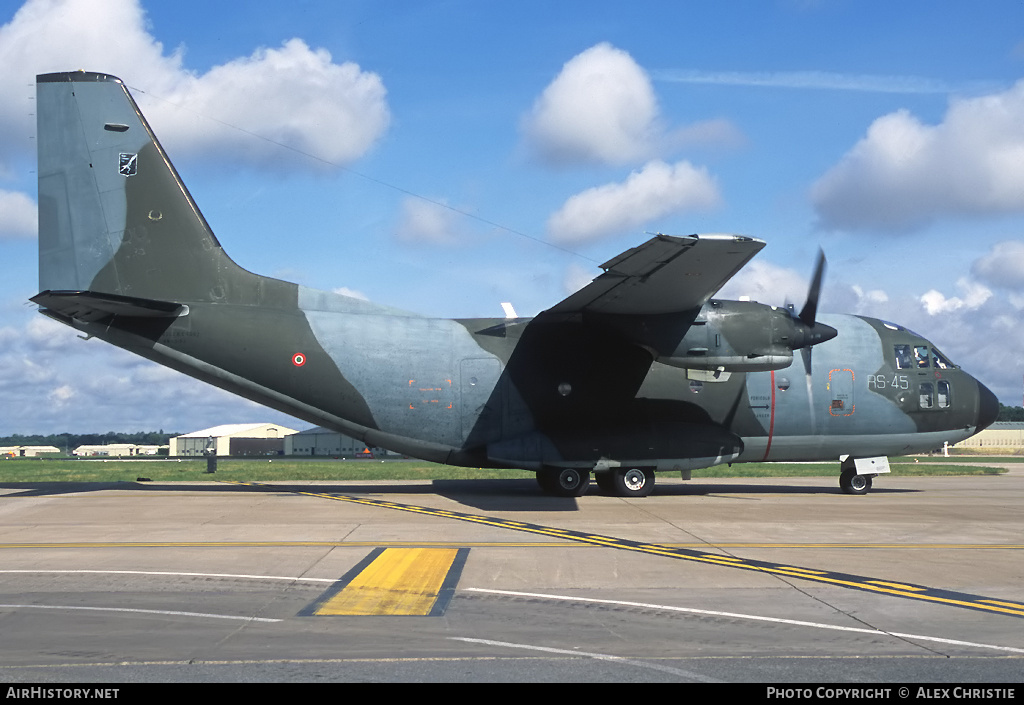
[170,423,298,457]
[0,446,61,458]
[284,427,374,457]
[953,422,1024,452]
[72,444,165,457]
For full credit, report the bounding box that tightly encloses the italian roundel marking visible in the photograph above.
[292,353,306,367]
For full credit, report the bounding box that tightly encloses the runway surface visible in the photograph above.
[0,470,1022,683]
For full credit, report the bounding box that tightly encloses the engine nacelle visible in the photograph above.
[658,299,835,372]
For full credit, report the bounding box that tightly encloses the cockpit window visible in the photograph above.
[895,343,957,370]
[914,345,930,368]
[894,345,913,370]
[931,347,955,369]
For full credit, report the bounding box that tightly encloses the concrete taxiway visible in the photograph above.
[0,472,1021,682]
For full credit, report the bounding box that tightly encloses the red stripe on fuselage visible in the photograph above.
[762,369,776,461]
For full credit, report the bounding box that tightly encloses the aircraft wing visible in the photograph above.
[545,233,765,317]
[495,234,762,455]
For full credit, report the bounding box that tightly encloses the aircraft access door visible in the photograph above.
[828,368,855,416]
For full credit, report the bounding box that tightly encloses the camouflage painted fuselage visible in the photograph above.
[32,72,999,479]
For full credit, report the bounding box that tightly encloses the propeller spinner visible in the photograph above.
[789,249,837,350]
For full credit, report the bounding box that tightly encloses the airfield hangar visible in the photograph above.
[953,421,1024,453]
[170,423,298,457]
[284,426,374,457]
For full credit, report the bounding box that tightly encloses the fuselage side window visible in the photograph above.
[919,382,934,409]
[937,380,951,409]
[914,345,930,368]
[894,344,913,370]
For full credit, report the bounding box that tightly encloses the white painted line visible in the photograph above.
[0,604,281,622]
[466,588,1024,655]
[449,637,720,682]
[0,569,335,583]
[0,570,329,624]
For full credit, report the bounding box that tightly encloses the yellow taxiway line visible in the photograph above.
[307,547,468,616]
[224,481,1024,620]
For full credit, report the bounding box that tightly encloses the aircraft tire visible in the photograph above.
[537,467,590,497]
[610,468,655,498]
[594,471,616,494]
[839,469,872,495]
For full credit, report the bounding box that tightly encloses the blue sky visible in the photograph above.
[2,0,1024,434]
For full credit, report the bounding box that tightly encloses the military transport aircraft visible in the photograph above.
[31,71,999,497]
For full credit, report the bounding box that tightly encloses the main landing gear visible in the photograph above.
[536,466,655,498]
[535,467,589,497]
[598,468,655,497]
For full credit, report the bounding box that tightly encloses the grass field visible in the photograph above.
[0,457,1008,484]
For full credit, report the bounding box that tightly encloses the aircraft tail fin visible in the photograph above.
[36,71,271,306]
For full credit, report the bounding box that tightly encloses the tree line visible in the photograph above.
[0,431,180,452]
[998,404,1024,422]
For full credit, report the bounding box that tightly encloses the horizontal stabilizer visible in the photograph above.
[31,290,187,323]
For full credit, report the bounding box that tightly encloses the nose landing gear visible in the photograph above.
[839,468,873,495]
[839,456,888,495]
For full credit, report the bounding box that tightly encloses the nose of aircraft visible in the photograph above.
[976,381,999,431]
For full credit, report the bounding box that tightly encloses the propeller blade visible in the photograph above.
[786,248,837,350]
[798,248,826,326]
[802,346,817,435]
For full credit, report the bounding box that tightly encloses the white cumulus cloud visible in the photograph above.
[546,160,720,244]
[0,189,36,239]
[522,43,661,166]
[148,39,390,168]
[919,277,993,315]
[812,80,1024,231]
[0,0,389,170]
[522,43,738,166]
[971,240,1024,291]
[850,284,889,308]
[716,260,810,306]
[47,384,75,408]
